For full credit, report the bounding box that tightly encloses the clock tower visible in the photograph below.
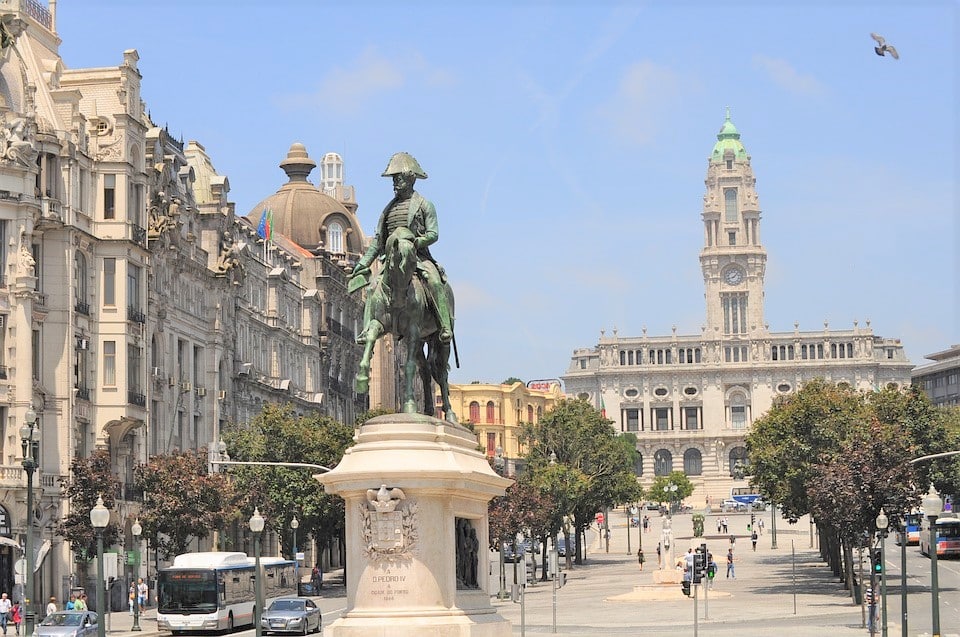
[700,110,767,339]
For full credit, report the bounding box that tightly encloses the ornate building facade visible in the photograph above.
[439,381,564,477]
[562,113,913,503]
[0,0,370,608]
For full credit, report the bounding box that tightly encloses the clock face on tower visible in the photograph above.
[724,267,744,285]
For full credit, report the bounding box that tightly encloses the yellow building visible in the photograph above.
[439,381,564,475]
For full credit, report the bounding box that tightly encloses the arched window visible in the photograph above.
[527,405,534,423]
[485,401,495,423]
[728,447,748,477]
[683,448,702,475]
[469,401,480,422]
[328,221,344,253]
[654,449,673,476]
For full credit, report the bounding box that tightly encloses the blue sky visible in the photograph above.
[57,1,958,386]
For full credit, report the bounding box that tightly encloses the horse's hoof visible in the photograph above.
[445,412,459,425]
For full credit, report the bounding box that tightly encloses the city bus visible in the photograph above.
[730,487,762,506]
[895,512,922,546]
[157,552,297,634]
[919,515,960,558]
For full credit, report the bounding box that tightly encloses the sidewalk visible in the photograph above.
[97,606,161,637]
[490,509,884,636]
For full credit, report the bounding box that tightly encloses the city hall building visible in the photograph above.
[562,113,913,503]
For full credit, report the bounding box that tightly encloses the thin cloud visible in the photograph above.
[752,54,825,96]
[276,46,455,114]
[595,60,688,145]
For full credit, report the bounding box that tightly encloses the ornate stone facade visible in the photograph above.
[562,114,913,503]
[0,0,369,607]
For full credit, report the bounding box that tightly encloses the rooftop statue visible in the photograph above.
[349,152,458,422]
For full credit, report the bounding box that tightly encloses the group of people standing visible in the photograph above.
[127,578,149,614]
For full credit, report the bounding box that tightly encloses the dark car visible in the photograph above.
[556,537,576,557]
[260,597,321,635]
[37,612,98,637]
[501,543,521,563]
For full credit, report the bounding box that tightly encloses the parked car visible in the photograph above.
[260,597,322,635]
[556,537,576,557]
[751,498,767,511]
[501,542,521,562]
[37,612,98,637]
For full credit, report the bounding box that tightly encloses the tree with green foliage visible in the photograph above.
[502,377,523,386]
[134,449,237,560]
[58,450,122,562]
[519,398,642,564]
[647,472,694,511]
[223,403,355,558]
[747,380,960,603]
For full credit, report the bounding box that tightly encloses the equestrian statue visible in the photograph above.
[349,152,458,423]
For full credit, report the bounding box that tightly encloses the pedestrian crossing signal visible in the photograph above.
[681,580,691,596]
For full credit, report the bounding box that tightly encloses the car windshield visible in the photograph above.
[41,614,85,626]
[268,600,304,612]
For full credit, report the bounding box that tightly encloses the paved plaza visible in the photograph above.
[489,509,947,636]
[95,508,958,637]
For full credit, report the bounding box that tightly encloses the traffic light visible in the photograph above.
[692,545,706,584]
[680,580,691,596]
[872,548,883,575]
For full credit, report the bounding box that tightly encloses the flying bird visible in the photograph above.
[871,33,899,59]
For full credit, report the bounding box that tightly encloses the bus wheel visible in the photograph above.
[226,613,234,633]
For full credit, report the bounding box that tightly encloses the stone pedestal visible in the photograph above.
[316,413,513,637]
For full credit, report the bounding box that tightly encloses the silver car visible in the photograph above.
[260,597,321,635]
[37,611,98,637]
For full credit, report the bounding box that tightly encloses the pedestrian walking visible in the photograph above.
[656,542,662,568]
[708,555,718,589]
[726,548,735,579]
[717,518,722,533]
[0,593,12,635]
[137,578,148,610]
[637,548,645,572]
[128,584,136,615]
[865,587,878,633]
[758,518,764,535]
[65,595,76,611]
[643,515,649,533]
[751,530,758,551]
[10,602,20,636]
[45,597,57,618]
[73,595,87,612]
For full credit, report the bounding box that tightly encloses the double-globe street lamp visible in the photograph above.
[876,508,889,637]
[131,519,142,632]
[922,485,942,637]
[90,496,110,637]
[19,407,38,637]
[250,508,265,637]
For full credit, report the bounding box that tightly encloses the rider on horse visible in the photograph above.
[350,152,454,345]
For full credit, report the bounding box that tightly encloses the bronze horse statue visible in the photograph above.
[354,227,457,422]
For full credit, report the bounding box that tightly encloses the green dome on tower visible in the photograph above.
[710,108,748,164]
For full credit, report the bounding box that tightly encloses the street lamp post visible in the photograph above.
[131,519,142,632]
[770,502,778,550]
[667,484,678,515]
[900,518,908,637]
[876,508,888,637]
[291,516,299,561]
[249,508,265,637]
[493,448,507,600]
[90,496,110,637]
[922,486,942,637]
[19,407,38,637]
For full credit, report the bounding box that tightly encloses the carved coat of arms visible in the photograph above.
[359,485,418,561]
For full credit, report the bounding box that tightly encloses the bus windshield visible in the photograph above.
[158,572,220,613]
[937,521,960,539]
